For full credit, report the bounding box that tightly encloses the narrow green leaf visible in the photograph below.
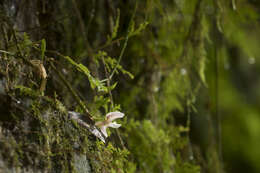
[199,56,207,86]
[41,39,46,61]
[111,9,120,40]
[109,82,118,90]
[63,56,108,92]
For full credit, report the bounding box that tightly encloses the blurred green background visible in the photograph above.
[1,0,260,172]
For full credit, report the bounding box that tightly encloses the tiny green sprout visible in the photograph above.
[95,111,125,138]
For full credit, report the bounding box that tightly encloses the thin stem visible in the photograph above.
[109,2,138,80]
[11,30,37,68]
[180,0,202,62]
[12,28,23,57]
[102,57,114,109]
[49,61,94,125]
[71,0,93,57]
[102,56,126,149]
[0,50,14,55]
[94,36,125,52]
[186,95,194,160]
[16,14,72,33]
[109,35,129,80]
[1,25,8,50]
[214,23,223,171]
[214,0,223,170]
[107,2,139,149]
[85,0,96,40]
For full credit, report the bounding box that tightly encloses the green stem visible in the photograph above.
[49,62,94,125]
[109,2,138,80]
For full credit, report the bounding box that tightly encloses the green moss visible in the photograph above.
[87,141,136,173]
[14,85,41,98]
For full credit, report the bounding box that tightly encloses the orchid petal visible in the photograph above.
[106,111,125,121]
[100,125,108,138]
[108,122,121,128]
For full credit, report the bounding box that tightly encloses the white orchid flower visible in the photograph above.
[95,111,125,138]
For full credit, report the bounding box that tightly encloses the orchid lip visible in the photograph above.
[95,111,125,138]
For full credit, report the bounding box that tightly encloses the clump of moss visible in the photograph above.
[86,141,136,173]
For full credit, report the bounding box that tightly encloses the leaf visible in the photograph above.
[23,33,33,46]
[109,82,118,90]
[21,33,33,55]
[198,43,207,86]
[63,56,108,92]
[14,85,40,97]
[41,39,46,61]
[129,21,149,37]
[94,95,110,113]
[117,64,134,79]
[101,54,134,79]
[106,9,120,44]
[111,9,120,40]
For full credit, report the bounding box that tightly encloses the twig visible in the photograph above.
[71,0,93,57]
[10,29,37,68]
[11,28,23,57]
[109,2,138,80]
[186,93,194,161]
[213,1,223,171]
[16,14,72,33]
[177,0,202,64]
[160,0,202,73]
[94,36,125,52]
[1,25,8,50]
[49,61,94,125]
[102,55,126,148]
[0,50,14,55]
[109,35,129,80]
[104,2,139,148]
[85,0,96,40]
[101,57,114,109]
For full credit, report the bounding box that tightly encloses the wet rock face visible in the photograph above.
[0,76,93,173]
[0,1,93,172]
[73,154,92,173]
[0,65,94,172]
[2,0,39,33]
[1,0,62,48]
